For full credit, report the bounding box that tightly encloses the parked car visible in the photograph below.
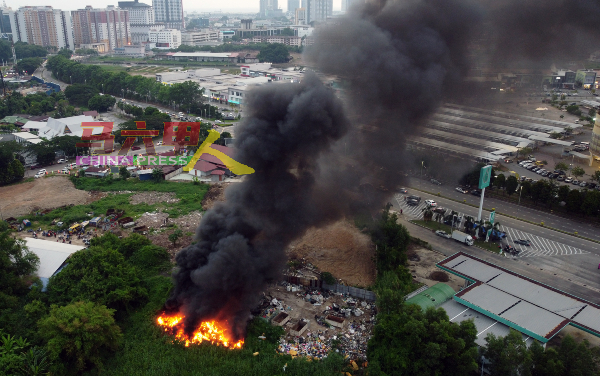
[557,175,564,181]
[399,188,408,194]
[564,177,572,183]
[435,230,451,239]
[34,173,44,179]
[455,187,468,194]
[38,169,47,175]
[430,179,442,185]
[588,183,597,189]
[57,158,67,164]
[131,146,141,151]
[156,141,163,146]
[571,179,579,185]
[580,181,588,187]
[514,239,531,246]
[425,199,437,207]
[504,159,513,163]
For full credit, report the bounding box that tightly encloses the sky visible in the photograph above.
[7,0,343,13]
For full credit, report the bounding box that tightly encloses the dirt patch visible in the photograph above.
[201,183,230,210]
[408,247,464,292]
[429,270,450,282]
[129,192,179,205]
[288,220,376,287]
[143,210,203,259]
[546,325,600,349]
[0,176,96,218]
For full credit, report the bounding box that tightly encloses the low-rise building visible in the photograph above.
[149,28,181,49]
[113,45,147,57]
[163,51,237,62]
[181,30,220,46]
[252,35,301,47]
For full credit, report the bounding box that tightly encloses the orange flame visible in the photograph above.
[157,313,243,349]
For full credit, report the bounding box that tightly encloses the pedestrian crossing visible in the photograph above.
[394,193,589,259]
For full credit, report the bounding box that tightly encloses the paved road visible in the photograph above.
[394,212,600,305]
[407,177,600,242]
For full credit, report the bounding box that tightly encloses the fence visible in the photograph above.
[322,283,377,302]
[165,167,183,180]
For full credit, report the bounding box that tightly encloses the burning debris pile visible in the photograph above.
[157,313,243,349]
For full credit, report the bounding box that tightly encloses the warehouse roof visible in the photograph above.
[437,252,600,343]
[25,238,85,289]
[405,283,456,311]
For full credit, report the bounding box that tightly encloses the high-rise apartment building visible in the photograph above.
[118,0,162,44]
[259,0,279,18]
[9,6,74,49]
[72,6,131,51]
[306,0,332,24]
[0,7,12,40]
[153,0,184,30]
[295,8,307,25]
[287,0,300,12]
[342,0,363,12]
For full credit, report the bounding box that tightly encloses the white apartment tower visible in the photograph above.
[118,0,162,44]
[153,0,184,30]
[306,0,332,23]
[9,6,74,50]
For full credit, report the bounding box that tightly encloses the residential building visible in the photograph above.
[0,7,12,40]
[153,0,184,30]
[188,144,234,181]
[149,28,180,49]
[260,0,281,18]
[306,0,333,23]
[9,6,74,50]
[576,69,597,89]
[159,51,235,62]
[71,6,131,51]
[341,0,363,12]
[252,35,301,47]
[288,0,300,12]
[592,117,600,158]
[181,30,219,46]
[295,8,307,25]
[240,19,253,30]
[118,0,160,44]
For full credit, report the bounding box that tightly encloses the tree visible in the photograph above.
[151,167,163,183]
[371,206,411,276]
[57,48,72,59]
[0,148,25,185]
[592,171,600,184]
[168,229,183,247]
[558,185,570,202]
[494,173,506,190]
[64,84,99,107]
[0,331,31,375]
[368,304,478,375]
[38,301,122,374]
[555,162,569,172]
[25,141,56,166]
[571,166,585,179]
[589,108,596,118]
[506,175,519,195]
[257,43,291,63]
[549,131,561,139]
[564,126,573,134]
[566,189,583,213]
[15,57,43,75]
[46,247,147,311]
[484,330,533,376]
[281,27,295,36]
[87,94,116,112]
[581,190,600,216]
[0,222,40,307]
[518,147,533,158]
[119,165,130,180]
[321,272,336,285]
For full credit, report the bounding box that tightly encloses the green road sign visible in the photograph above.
[490,211,495,224]
[479,165,492,189]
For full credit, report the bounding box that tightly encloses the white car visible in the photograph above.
[425,199,437,207]
[455,187,467,194]
[435,230,451,239]
[68,163,77,169]
[156,141,163,146]
[38,169,47,175]
[34,173,44,179]
[57,158,67,164]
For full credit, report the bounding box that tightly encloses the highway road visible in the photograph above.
[407,177,600,242]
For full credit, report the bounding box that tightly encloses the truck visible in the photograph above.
[452,230,474,246]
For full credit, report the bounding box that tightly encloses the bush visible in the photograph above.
[321,272,336,285]
[129,245,171,273]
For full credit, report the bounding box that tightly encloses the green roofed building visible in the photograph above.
[405,283,456,311]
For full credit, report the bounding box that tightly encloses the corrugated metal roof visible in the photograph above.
[438,252,600,342]
[405,283,455,311]
[25,238,84,279]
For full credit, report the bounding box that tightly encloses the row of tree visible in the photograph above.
[46,55,206,113]
[0,91,78,121]
[0,41,48,62]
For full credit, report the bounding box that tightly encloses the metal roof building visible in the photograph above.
[405,283,456,311]
[25,238,85,289]
[437,252,600,344]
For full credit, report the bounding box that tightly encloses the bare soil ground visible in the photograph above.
[129,192,179,205]
[288,220,376,287]
[201,183,230,210]
[141,210,203,259]
[407,246,464,292]
[0,176,98,218]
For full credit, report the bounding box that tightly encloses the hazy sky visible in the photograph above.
[8,0,343,13]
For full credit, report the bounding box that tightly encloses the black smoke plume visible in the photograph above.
[166,74,349,339]
[167,0,600,339]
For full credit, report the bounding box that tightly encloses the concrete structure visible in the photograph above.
[9,6,74,50]
[149,28,180,49]
[306,0,333,23]
[437,252,600,344]
[288,0,300,12]
[25,238,85,290]
[260,0,280,18]
[181,30,219,46]
[325,315,345,329]
[0,7,13,41]
[591,117,600,160]
[114,44,146,57]
[72,6,131,51]
[576,69,597,89]
[161,51,235,62]
[272,312,290,326]
[295,8,307,25]
[118,0,161,44]
[252,35,301,47]
[153,0,184,30]
[290,320,309,336]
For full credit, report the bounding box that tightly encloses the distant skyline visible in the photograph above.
[5,0,343,12]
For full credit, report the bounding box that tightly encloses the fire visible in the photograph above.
[156,313,243,349]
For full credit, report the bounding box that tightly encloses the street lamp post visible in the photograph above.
[70,75,72,84]
[421,161,424,179]
[101,83,104,94]
[518,185,523,205]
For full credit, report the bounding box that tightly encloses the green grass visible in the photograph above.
[97,65,129,73]
[71,177,209,218]
[474,240,502,254]
[100,275,349,376]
